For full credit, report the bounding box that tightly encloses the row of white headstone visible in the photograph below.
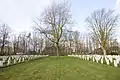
[0,55,49,67]
[68,55,120,67]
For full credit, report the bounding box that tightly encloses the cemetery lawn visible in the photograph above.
[0,57,120,80]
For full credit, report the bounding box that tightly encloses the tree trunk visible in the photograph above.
[1,45,4,55]
[1,39,5,55]
[13,43,15,54]
[101,47,106,55]
[56,42,59,58]
[8,43,10,55]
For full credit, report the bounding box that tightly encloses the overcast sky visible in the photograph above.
[0,0,120,38]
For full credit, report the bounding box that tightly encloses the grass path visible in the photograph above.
[0,56,120,80]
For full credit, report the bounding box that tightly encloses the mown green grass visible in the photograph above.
[0,56,120,80]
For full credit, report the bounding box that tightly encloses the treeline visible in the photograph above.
[0,23,119,56]
[0,25,44,55]
[0,1,120,56]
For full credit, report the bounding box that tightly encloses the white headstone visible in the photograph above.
[86,56,88,60]
[18,57,21,63]
[93,57,95,62]
[101,56,103,64]
[108,57,113,63]
[14,59,16,64]
[114,60,118,67]
[0,61,3,67]
[96,58,99,63]
[105,57,110,65]
[7,57,11,66]
[12,56,14,59]
[106,59,110,65]
[22,57,25,62]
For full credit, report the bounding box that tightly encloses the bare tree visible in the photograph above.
[12,34,17,54]
[0,24,11,55]
[88,37,93,54]
[86,8,119,55]
[38,36,44,54]
[67,30,73,54]
[7,36,10,55]
[34,1,72,58]
[73,31,79,54]
[32,32,39,52]
[18,32,27,54]
[26,32,32,53]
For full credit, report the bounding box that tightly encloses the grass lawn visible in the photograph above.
[0,56,120,80]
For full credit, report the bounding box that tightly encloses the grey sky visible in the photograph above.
[116,0,120,13]
[0,0,119,37]
[0,0,56,33]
